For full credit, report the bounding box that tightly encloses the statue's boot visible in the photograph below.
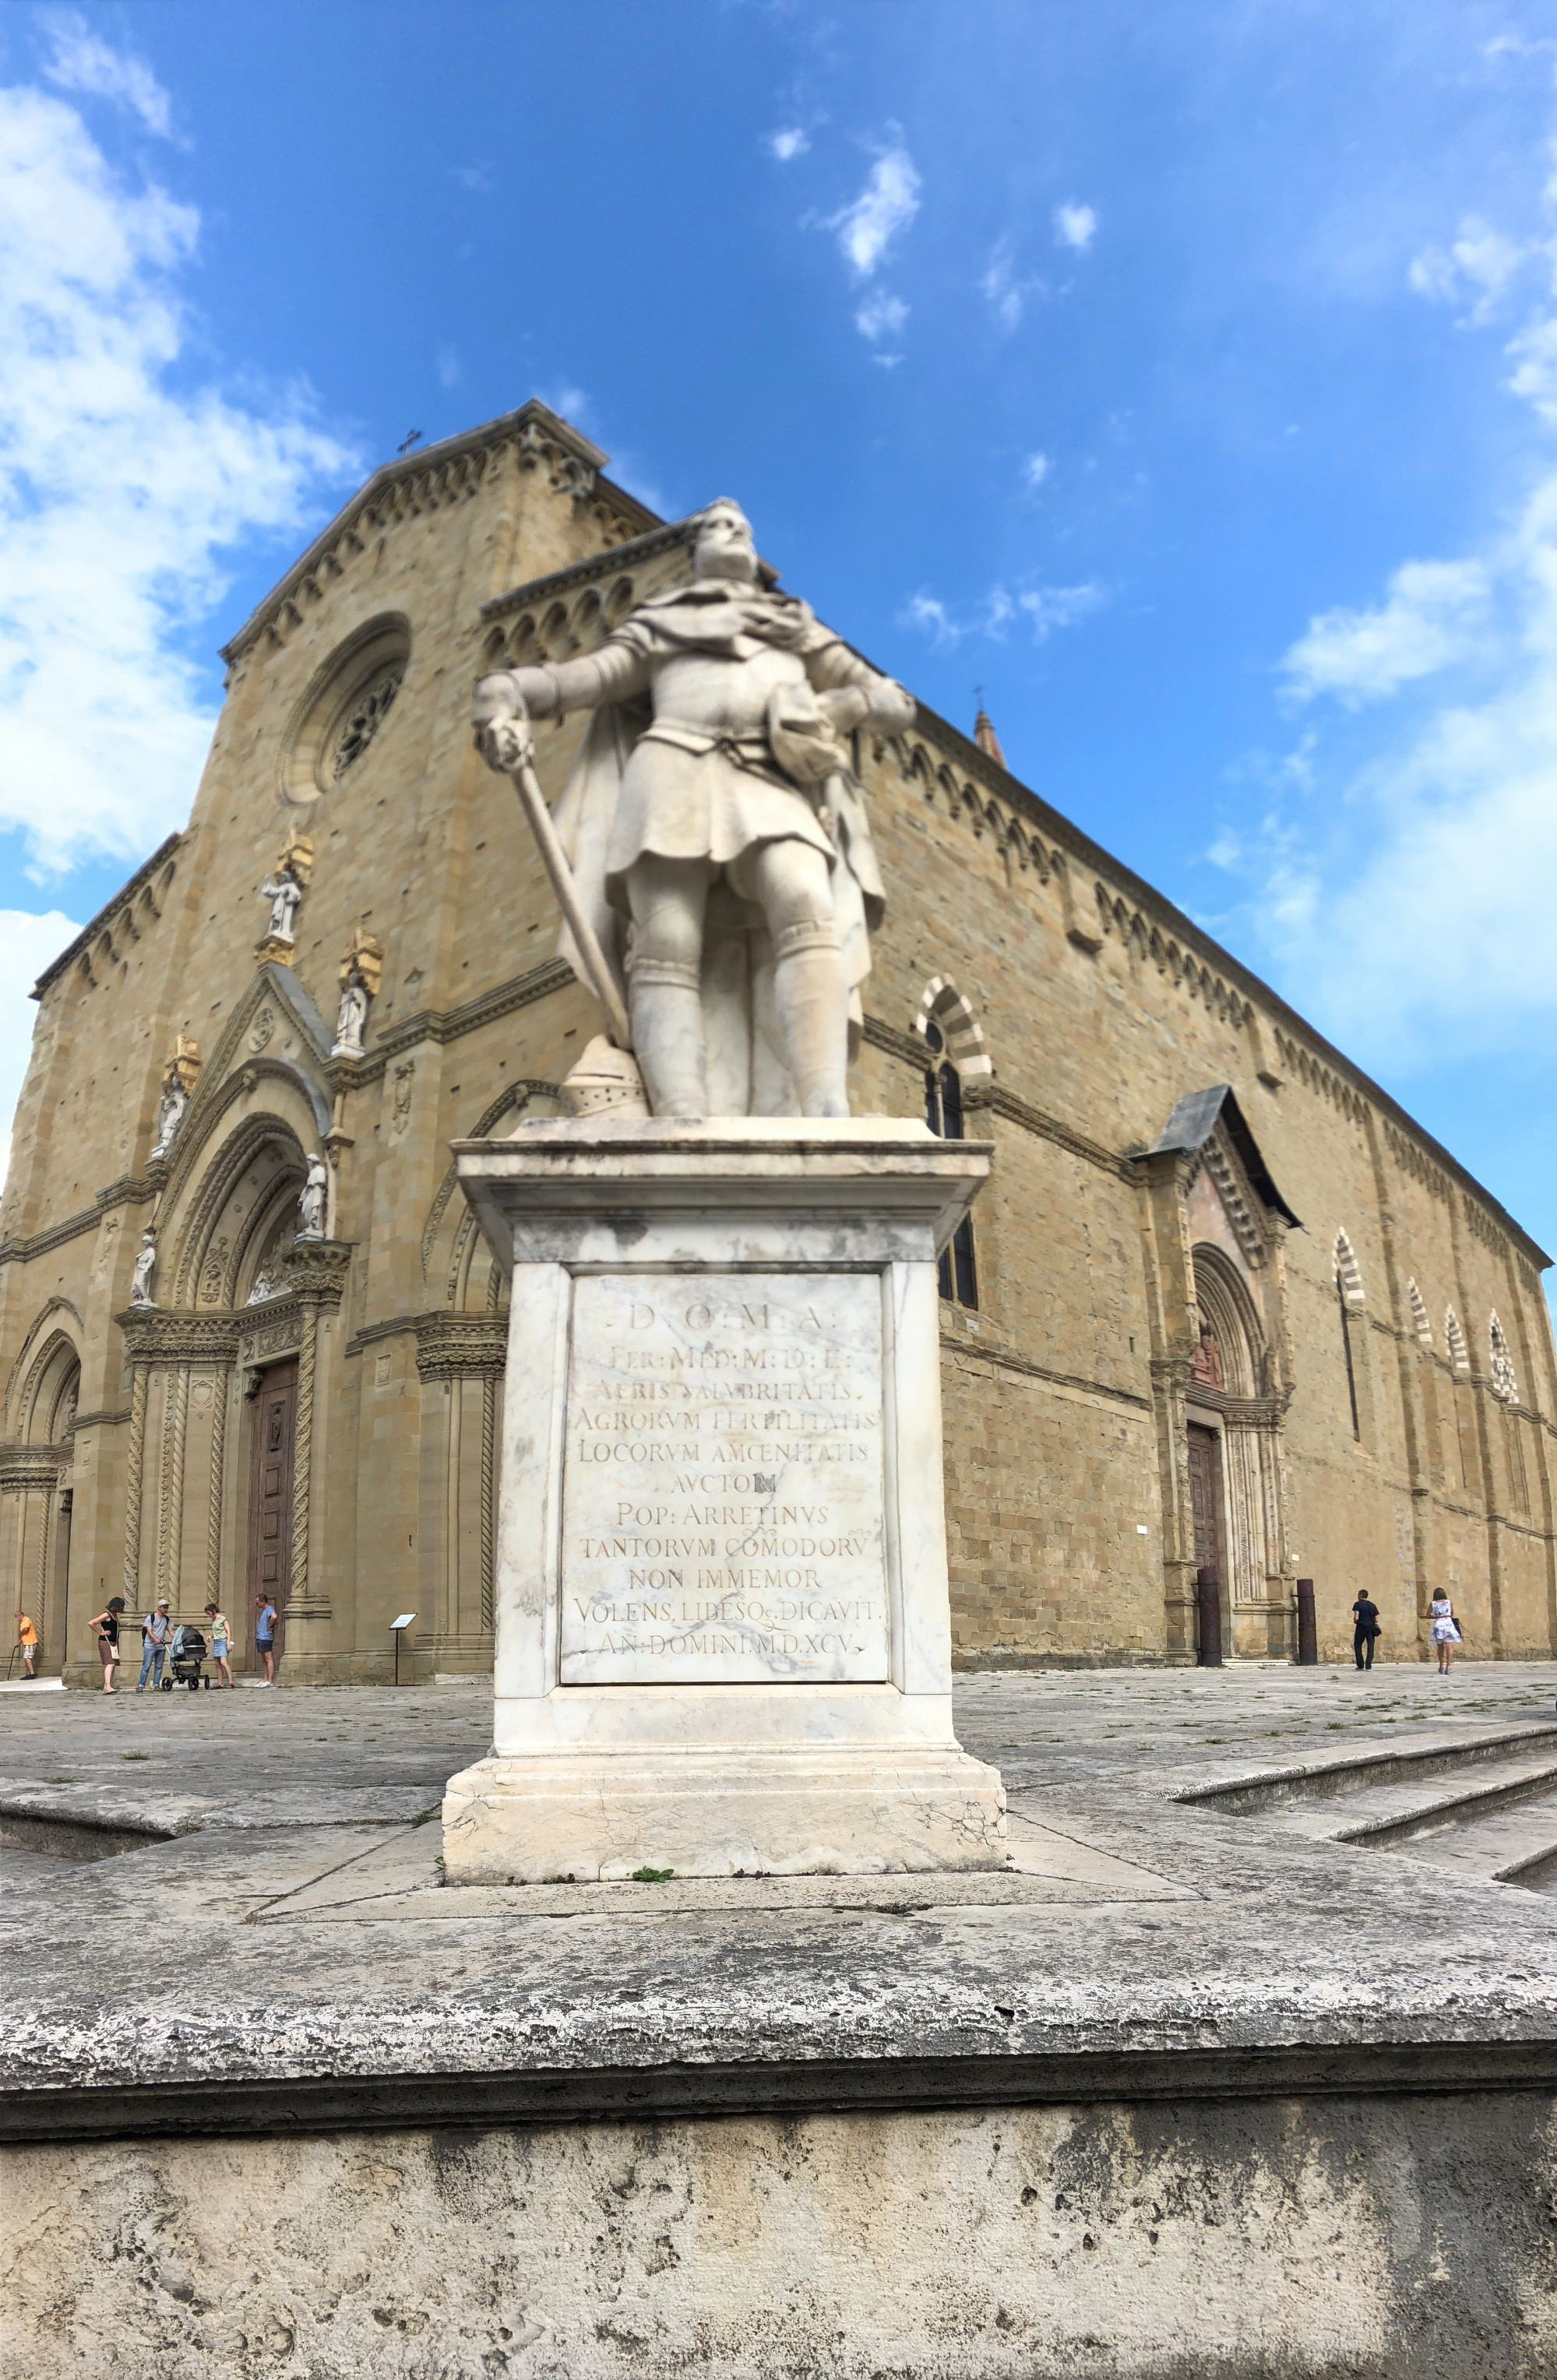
[773,924,850,1118]
[629,962,708,1118]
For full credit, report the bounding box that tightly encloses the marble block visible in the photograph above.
[442,1117,1006,1882]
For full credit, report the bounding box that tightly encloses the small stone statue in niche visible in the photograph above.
[149,1033,203,1159]
[295,1153,329,1243]
[255,829,315,963]
[129,1228,157,1308]
[331,925,383,1058]
[473,498,914,1119]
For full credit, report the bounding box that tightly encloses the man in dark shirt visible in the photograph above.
[1352,1593,1381,1671]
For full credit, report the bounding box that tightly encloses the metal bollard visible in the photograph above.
[1196,1564,1223,1667]
[1295,1577,1318,1667]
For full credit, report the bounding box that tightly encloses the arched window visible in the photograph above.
[923,1018,978,1308]
[1489,1312,1519,1404]
[1445,1308,1469,1373]
[1407,1280,1432,1347]
[1333,1231,1364,1442]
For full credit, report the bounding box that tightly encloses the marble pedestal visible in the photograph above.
[442,1118,1006,1882]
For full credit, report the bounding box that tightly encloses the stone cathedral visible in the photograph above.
[2,400,1553,1684]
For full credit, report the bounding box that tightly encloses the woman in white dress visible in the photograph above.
[1428,1592,1460,1674]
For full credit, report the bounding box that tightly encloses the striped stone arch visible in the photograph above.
[1445,1307,1470,1373]
[1333,1228,1365,1309]
[1407,1279,1432,1347]
[911,977,994,1079]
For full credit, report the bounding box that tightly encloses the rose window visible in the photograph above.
[330,664,404,780]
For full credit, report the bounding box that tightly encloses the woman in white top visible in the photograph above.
[1428,1593,1460,1674]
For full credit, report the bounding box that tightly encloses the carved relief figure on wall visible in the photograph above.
[473,498,915,1119]
[1191,1312,1225,1392]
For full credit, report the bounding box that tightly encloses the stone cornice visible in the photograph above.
[414,1315,507,1381]
[220,402,656,667]
[939,1332,1152,1414]
[481,519,700,621]
[115,1311,242,1364]
[286,1241,352,1307]
[0,1442,69,1489]
[0,1175,160,1269]
[963,1080,1133,1182]
[30,834,183,1000]
[338,960,573,1083]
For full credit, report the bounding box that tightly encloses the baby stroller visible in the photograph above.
[162,1625,210,1692]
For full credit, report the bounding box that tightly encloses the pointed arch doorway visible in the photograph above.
[245,1361,297,1671]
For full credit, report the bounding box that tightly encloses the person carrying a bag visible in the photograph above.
[1428,1592,1462,1674]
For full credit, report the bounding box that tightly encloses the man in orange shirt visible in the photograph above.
[13,1613,39,1680]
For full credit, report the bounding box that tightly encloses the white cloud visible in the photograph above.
[1221,139,1557,1069]
[1019,582,1104,641]
[826,141,920,278]
[453,160,494,194]
[767,128,810,163]
[981,236,1048,331]
[1053,201,1097,253]
[39,10,174,139]
[1281,558,1492,707]
[0,79,358,879]
[1408,213,1526,320]
[855,290,907,343]
[0,907,81,1187]
[1023,451,1052,490]
[900,579,1103,648]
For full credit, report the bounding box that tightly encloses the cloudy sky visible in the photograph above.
[2,1,1555,1279]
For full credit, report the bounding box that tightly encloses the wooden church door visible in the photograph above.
[245,1361,297,1668]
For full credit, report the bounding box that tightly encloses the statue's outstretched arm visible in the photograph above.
[802,635,915,738]
[474,638,651,732]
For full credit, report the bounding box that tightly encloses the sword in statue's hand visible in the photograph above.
[474,695,634,1053]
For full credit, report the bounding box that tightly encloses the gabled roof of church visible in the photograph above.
[1151,1084,1302,1229]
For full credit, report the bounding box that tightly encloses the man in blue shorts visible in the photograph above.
[255,1595,278,1685]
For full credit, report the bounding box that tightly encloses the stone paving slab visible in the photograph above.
[6,1664,1557,2140]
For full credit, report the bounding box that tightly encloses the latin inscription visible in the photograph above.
[560,1273,888,1684]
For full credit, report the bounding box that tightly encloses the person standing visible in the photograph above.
[12,1613,39,1680]
[137,1600,171,1692]
[1351,1593,1382,1671]
[88,1598,125,1692]
[254,1594,278,1685]
[205,1604,234,1688]
[1429,1592,1460,1674]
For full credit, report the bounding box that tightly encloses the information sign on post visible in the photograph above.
[390,1613,416,1688]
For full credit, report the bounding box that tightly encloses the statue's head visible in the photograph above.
[692,498,757,586]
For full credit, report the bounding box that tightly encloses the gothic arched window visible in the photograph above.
[923,1018,978,1308]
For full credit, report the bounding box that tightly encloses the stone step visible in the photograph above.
[1177,1720,1557,1815]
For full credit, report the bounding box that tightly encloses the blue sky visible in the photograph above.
[2,1,1555,1283]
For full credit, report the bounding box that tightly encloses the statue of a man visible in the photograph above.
[474,499,914,1118]
[259,864,305,946]
[333,966,370,1058]
[129,1229,157,1308]
[296,1153,329,1242]
[150,1078,187,1159]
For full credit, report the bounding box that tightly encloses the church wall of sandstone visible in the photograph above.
[2,417,1552,1677]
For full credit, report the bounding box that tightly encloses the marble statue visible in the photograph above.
[296,1153,329,1242]
[129,1229,157,1308]
[149,1079,187,1160]
[332,966,370,1058]
[473,498,915,1119]
[259,864,305,946]
[245,1269,281,1307]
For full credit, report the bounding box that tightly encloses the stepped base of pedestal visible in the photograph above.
[442,1742,1007,1883]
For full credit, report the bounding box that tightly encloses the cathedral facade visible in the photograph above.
[2,399,1553,1684]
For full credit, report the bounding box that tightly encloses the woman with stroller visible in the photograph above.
[205,1604,234,1688]
[87,1597,125,1692]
